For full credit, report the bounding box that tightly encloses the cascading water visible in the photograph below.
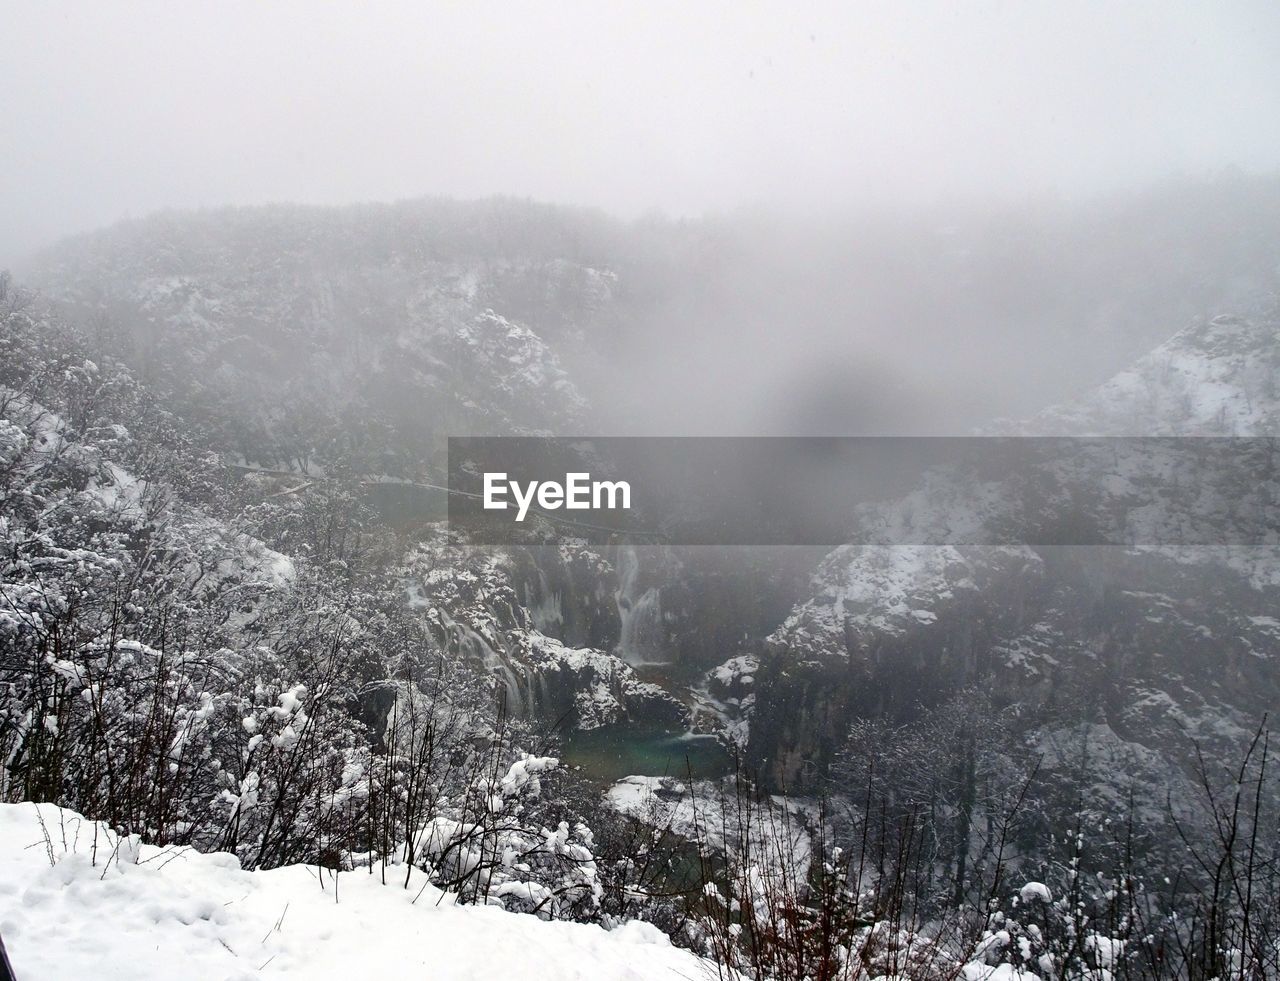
[527,567,564,635]
[436,609,531,717]
[482,641,532,718]
[615,545,666,665]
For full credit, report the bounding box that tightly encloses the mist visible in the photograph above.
[4,1,1280,267]
[5,2,1280,437]
[9,7,1280,976]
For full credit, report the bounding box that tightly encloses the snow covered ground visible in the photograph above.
[0,802,710,981]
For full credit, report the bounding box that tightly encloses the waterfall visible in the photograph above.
[527,567,564,635]
[437,609,529,717]
[615,545,666,665]
[486,649,526,718]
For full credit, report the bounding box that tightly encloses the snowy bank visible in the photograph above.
[0,802,710,981]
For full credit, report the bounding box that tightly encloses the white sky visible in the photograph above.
[3,0,1279,263]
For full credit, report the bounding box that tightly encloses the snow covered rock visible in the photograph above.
[1025,308,1280,436]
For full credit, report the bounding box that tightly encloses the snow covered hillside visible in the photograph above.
[750,304,1280,872]
[24,202,611,472]
[1023,305,1280,435]
[0,802,709,981]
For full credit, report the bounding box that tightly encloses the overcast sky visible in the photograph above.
[3,1,1279,265]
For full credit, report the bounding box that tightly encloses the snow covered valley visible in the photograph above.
[5,199,1280,978]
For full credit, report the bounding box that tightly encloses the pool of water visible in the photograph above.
[561,727,733,784]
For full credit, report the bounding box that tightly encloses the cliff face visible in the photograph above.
[401,538,687,734]
[751,306,1280,816]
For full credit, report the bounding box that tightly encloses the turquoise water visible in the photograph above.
[561,728,732,784]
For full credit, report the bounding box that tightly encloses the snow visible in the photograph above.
[776,545,1040,662]
[1026,313,1280,436]
[84,461,149,519]
[523,630,681,731]
[960,967,1042,981]
[499,753,558,797]
[0,802,709,981]
[710,654,758,689]
[606,776,813,880]
[1018,881,1052,904]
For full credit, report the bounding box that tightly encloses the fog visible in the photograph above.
[5,3,1280,436]
[4,1,1280,267]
